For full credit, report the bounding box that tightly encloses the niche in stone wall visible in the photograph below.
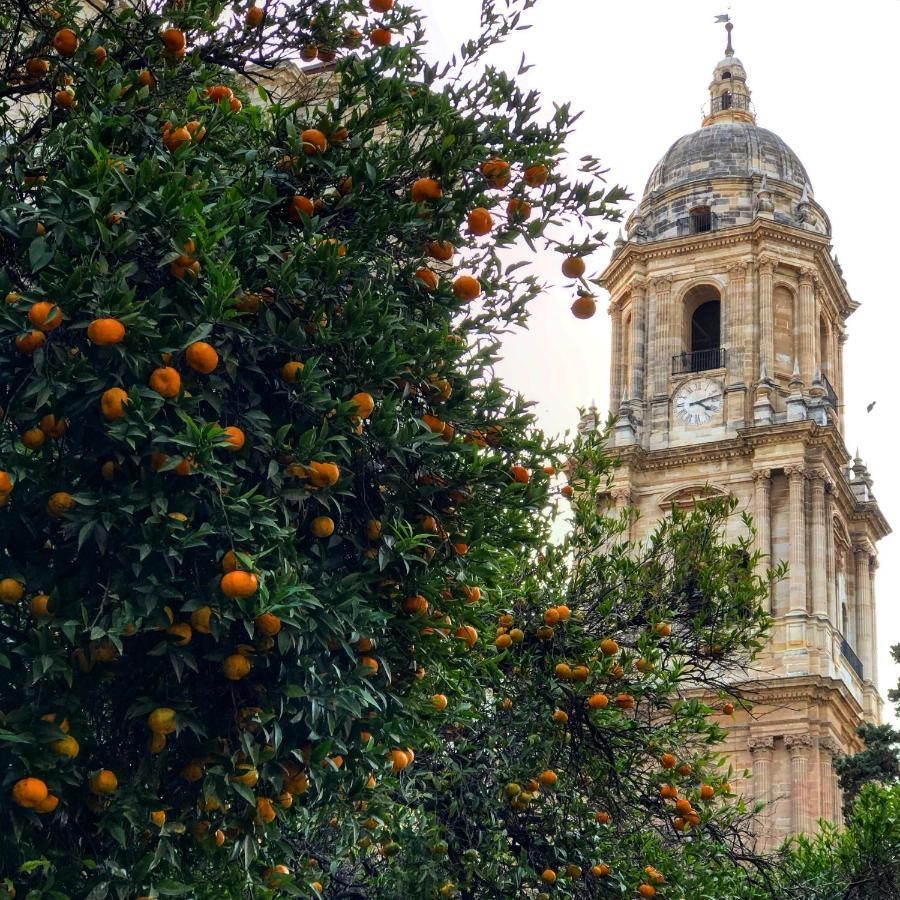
[773,285,796,377]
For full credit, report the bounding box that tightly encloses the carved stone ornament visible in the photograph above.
[748,735,775,753]
[785,733,813,753]
[818,737,841,757]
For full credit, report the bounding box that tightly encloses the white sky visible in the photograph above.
[415,0,900,717]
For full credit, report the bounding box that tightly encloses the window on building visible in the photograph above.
[691,300,721,355]
[690,206,712,233]
[721,71,732,80]
[721,92,733,110]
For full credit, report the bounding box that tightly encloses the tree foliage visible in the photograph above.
[0,0,624,895]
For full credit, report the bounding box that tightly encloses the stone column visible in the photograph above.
[753,469,772,613]
[757,257,776,378]
[868,558,879,688]
[651,276,674,396]
[825,486,837,625]
[609,302,623,410]
[749,735,774,809]
[837,330,848,430]
[785,733,813,835]
[809,471,828,617]
[798,270,816,386]
[819,738,839,825]
[630,279,648,402]
[854,544,874,682]
[786,466,808,615]
[727,263,748,383]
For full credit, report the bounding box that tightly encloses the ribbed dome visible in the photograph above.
[644,122,811,198]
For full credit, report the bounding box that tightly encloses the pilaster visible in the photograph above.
[785,733,813,835]
[786,466,808,615]
[798,269,817,388]
[630,279,648,403]
[809,469,828,617]
[757,256,776,381]
[752,469,772,613]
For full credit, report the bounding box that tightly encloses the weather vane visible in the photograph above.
[715,11,735,56]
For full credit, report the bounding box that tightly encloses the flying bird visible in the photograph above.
[866,401,877,413]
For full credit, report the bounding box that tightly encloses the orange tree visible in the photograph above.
[291,432,780,898]
[0,0,625,896]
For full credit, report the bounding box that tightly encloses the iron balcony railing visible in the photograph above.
[710,92,751,114]
[821,373,838,409]
[841,638,863,680]
[672,347,726,375]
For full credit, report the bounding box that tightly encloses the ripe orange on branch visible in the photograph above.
[412,178,442,203]
[467,208,493,236]
[221,571,259,598]
[52,27,78,56]
[87,318,125,345]
[185,341,219,374]
[28,302,63,332]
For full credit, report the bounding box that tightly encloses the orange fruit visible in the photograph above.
[16,330,46,354]
[655,622,672,637]
[541,869,557,885]
[452,275,481,302]
[257,797,276,823]
[561,256,586,279]
[28,301,63,332]
[455,625,478,648]
[223,654,252,680]
[30,593,50,617]
[370,0,393,10]
[524,164,549,186]
[168,622,192,645]
[12,777,48,808]
[190,606,212,634]
[21,427,46,450]
[595,810,610,824]
[52,27,78,56]
[571,295,597,320]
[185,341,218,374]
[55,88,75,108]
[588,692,609,710]
[552,709,568,725]
[638,885,657,898]
[147,707,177,735]
[415,267,439,291]
[538,770,557,788]
[495,633,512,650]
[221,571,259,598]
[246,5,264,27]
[289,194,315,221]
[507,198,532,221]
[722,702,735,715]
[281,360,305,382]
[311,516,335,538]
[301,128,327,155]
[47,491,75,517]
[599,638,619,656]
[591,864,611,877]
[427,240,454,261]
[360,655,378,675]
[94,46,107,64]
[615,693,635,709]
[90,770,118,794]
[150,810,166,827]
[255,613,281,636]
[467,208,493,236]
[161,28,185,53]
[26,57,50,77]
[163,125,192,153]
[149,366,181,398]
[403,594,428,615]
[660,784,678,799]
[700,784,715,801]
[173,456,193,477]
[137,69,155,88]
[432,693,448,711]
[0,579,24,604]
[50,734,79,757]
[206,84,233,102]
[36,793,59,813]
[100,388,128,422]
[370,27,391,46]
[223,426,245,451]
[411,178,442,203]
[480,158,510,188]
[87,317,126,345]
[305,461,340,487]
[660,753,677,769]
[365,519,382,541]
[510,465,530,484]
[0,470,12,493]
[351,391,375,418]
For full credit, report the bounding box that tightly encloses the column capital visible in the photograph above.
[785,733,813,755]
[727,262,749,278]
[650,274,673,292]
[756,255,777,274]
[752,468,772,483]
[807,467,830,487]
[785,464,806,480]
[630,277,649,295]
[611,488,633,506]
[818,736,841,757]
[799,268,818,287]
[853,540,876,561]
[748,735,775,753]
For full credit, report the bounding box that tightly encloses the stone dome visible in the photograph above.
[644,122,812,199]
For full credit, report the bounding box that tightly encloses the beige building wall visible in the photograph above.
[598,26,889,849]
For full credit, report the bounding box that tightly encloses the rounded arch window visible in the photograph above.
[721,71,732,79]
[679,284,722,371]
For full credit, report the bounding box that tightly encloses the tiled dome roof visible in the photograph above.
[644,122,811,198]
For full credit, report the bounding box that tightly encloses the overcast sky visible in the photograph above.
[414,0,900,716]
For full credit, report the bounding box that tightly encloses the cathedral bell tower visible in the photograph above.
[599,24,890,846]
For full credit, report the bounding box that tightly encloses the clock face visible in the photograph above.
[673,378,723,426]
